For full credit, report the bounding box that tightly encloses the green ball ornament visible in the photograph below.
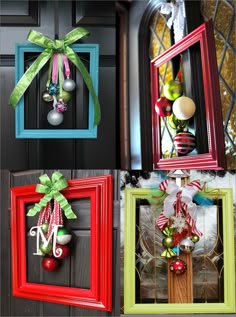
[162,237,173,248]
[40,242,52,254]
[57,228,69,236]
[191,235,200,243]
[37,248,45,256]
[41,222,49,234]
[56,90,72,103]
[168,113,189,131]
[163,80,182,101]
[56,228,72,245]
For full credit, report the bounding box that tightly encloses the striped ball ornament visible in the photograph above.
[174,131,196,155]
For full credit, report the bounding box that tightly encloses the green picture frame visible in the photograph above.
[124,188,235,314]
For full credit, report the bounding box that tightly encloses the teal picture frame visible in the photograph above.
[15,43,99,138]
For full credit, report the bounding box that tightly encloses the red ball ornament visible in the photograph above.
[55,244,70,259]
[174,131,196,155]
[169,258,187,274]
[41,257,58,272]
[155,97,172,117]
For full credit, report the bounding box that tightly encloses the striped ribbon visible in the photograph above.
[157,179,203,236]
[36,200,63,239]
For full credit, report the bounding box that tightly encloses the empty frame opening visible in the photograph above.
[134,198,224,304]
[24,52,90,130]
[157,42,209,159]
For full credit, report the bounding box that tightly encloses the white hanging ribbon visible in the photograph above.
[160,0,186,43]
[157,179,203,236]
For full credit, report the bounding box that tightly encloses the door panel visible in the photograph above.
[0,169,120,317]
[0,0,118,169]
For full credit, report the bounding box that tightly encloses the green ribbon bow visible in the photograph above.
[161,248,176,258]
[9,27,101,126]
[162,226,175,237]
[27,171,77,219]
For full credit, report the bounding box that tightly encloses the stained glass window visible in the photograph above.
[201,0,235,168]
[135,200,224,304]
[150,0,235,167]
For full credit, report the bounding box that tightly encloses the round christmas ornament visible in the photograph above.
[39,242,52,254]
[41,257,59,272]
[41,222,49,234]
[56,227,72,245]
[155,97,172,117]
[191,235,200,243]
[162,236,173,248]
[179,237,195,253]
[163,80,182,101]
[174,131,196,155]
[172,96,196,120]
[55,244,70,259]
[55,100,68,113]
[56,90,72,103]
[161,227,176,258]
[62,78,76,92]
[169,258,187,274]
[42,91,54,102]
[168,113,189,131]
[47,109,64,126]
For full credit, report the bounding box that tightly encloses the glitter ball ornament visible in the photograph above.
[55,100,68,113]
[47,109,64,126]
[56,228,72,245]
[62,78,76,92]
[173,96,196,120]
[155,97,172,117]
[174,131,196,155]
[48,82,59,95]
[41,257,58,272]
[169,258,187,274]
[42,91,54,102]
[180,237,195,253]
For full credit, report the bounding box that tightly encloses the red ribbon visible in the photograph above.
[157,179,203,236]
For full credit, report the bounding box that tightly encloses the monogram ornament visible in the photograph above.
[27,172,77,272]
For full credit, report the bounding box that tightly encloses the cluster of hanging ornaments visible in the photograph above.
[42,52,76,126]
[29,200,72,272]
[156,179,202,275]
[155,59,197,155]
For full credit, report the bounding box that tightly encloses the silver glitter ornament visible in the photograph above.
[179,237,195,253]
[42,91,54,102]
[62,78,76,92]
[47,109,63,126]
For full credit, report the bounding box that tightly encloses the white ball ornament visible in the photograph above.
[47,109,64,126]
[62,78,76,92]
[56,228,72,245]
[56,234,72,245]
[172,96,196,120]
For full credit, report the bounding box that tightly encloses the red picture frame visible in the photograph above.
[10,175,112,311]
[150,19,226,170]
